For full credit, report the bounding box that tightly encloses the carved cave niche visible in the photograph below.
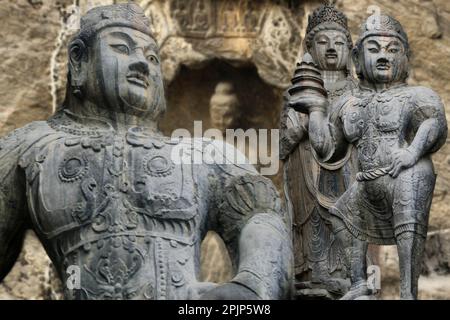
[160,59,283,139]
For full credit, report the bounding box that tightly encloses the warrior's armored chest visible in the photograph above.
[341,89,411,143]
[24,124,198,241]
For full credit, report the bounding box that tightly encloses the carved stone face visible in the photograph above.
[85,26,165,117]
[310,30,349,71]
[359,35,408,84]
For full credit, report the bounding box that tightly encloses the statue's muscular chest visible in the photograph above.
[25,129,199,242]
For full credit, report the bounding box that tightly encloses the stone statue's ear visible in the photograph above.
[352,46,362,79]
[68,39,88,96]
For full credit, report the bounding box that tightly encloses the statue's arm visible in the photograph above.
[409,87,448,158]
[0,133,29,282]
[388,88,448,178]
[279,94,305,159]
[207,172,292,300]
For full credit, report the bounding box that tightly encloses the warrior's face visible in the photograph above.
[310,30,350,71]
[85,26,165,118]
[358,35,408,84]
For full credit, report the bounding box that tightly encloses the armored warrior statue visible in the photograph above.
[280,3,357,299]
[288,13,448,300]
[0,3,292,300]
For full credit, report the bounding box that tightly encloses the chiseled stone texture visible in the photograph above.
[0,0,449,299]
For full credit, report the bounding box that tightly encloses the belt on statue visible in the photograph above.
[356,167,389,181]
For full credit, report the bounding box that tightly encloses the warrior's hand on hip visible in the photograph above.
[388,147,420,178]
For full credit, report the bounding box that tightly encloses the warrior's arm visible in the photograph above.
[408,88,448,158]
[203,142,292,300]
[0,132,29,282]
[213,174,292,300]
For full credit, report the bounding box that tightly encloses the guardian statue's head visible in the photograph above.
[304,3,353,73]
[64,3,165,120]
[353,14,410,85]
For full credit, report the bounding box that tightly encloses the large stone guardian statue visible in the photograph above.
[288,13,447,300]
[0,3,292,300]
[280,3,357,299]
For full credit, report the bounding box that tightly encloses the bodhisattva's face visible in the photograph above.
[85,26,164,116]
[310,30,349,71]
[359,35,408,84]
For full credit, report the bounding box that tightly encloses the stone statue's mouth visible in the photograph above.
[376,64,390,70]
[325,53,338,59]
[127,72,149,88]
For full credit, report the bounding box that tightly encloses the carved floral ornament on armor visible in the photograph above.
[0,3,292,300]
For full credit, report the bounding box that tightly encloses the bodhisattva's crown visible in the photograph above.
[306,3,349,35]
[78,3,154,43]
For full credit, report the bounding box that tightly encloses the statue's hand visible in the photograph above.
[388,147,420,178]
[199,282,260,300]
[281,126,305,147]
[287,93,328,114]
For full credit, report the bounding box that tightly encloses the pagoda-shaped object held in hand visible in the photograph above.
[288,53,327,113]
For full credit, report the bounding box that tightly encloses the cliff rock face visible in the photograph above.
[0,0,449,299]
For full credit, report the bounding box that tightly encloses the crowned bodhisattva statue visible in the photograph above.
[280,3,358,299]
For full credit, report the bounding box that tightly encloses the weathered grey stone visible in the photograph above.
[280,3,357,300]
[1,0,450,300]
[0,2,292,300]
[286,13,447,300]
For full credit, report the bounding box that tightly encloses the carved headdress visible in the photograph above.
[355,14,410,56]
[76,3,155,44]
[305,3,352,50]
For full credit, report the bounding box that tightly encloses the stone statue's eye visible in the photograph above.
[147,54,159,65]
[318,40,327,45]
[368,47,379,53]
[389,48,399,54]
[335,41,344,46]
[111,44,129,55]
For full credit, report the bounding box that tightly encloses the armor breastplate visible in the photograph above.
[23,111,205,299]
[342,88,411,171]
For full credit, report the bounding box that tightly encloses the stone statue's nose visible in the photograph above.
[128,48,150,76]
[376,57,389,64]
[129,59,149,77]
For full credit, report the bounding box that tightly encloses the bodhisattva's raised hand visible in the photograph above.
[287,92,328,114]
